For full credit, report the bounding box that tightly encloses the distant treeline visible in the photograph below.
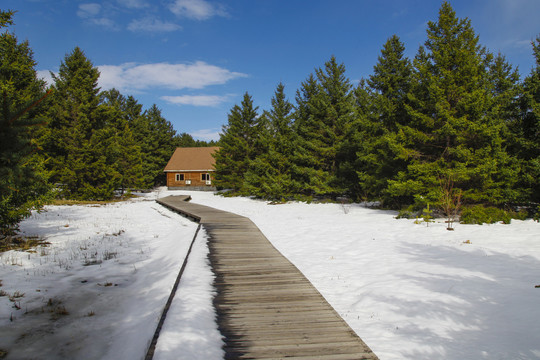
[214,2,539,217]
[0,9,214,236]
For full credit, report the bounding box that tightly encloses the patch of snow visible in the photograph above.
[153,227,224,360]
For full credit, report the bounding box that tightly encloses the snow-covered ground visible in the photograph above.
[1,188,540,359]
[0,194,222,360]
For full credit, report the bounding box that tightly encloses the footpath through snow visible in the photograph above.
[1,188,540,359]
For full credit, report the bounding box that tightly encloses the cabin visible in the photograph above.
[164,147,220,190]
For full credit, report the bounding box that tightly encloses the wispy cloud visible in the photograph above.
[77,3,118,29]
[128,17,181,32]
[77,3,102,18]
[161,94,229,106]
[169,0,228,20]
[90,17,118,28]
[97,61,247,91]
[117,0,149,9]
[190,128,221,141]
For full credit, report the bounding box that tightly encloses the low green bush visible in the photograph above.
[396,205,416,219]
[460,205,516,224]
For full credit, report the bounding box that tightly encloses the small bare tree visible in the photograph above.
[439,174,462,230]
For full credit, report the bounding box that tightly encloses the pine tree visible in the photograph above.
[243,83,296,199]
[214,92,261,191]
[100,89,144,193]
[387,2,519,208]
[175,132,198,147]
[355,35,412,203]
[102,91,180,189]
[0,10,50,236]
[132,104,178,187]
[519,35,540,203]
[41,47,119,199]
[292,56,357,198]
[0,9,15,28]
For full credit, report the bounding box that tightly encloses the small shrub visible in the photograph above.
[396,205,416,219]
[54,306,69,316]
[514,209,528,221]
[422,204,434,225]
[460,205,512,224]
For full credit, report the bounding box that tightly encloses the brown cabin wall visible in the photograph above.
[166,171,214,188]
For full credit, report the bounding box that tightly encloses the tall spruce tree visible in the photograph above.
[387,2,519,208]
[133,104,178,187]
[41,47,123,199]
[0,10,50,236]
[292,56,357,198]
[519,36,540,203]
[214,92,261,191]
[100,90,178,188]
[355,35,412,203]
[243,83,296,199]
[100,89,144,193]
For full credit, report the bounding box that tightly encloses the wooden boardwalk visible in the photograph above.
[157,195,378,360]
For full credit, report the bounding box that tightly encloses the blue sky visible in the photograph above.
[3,0,540,141]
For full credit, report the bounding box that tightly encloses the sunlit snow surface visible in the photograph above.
[1,188,540,359]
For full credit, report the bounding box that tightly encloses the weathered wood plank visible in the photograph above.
[156,195,378,360]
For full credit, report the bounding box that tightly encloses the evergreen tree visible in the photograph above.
[214,92,261,191]
[174,132,215,147]
[0,9,15,28]
[0,10,50,236]
[132,104,178,187]
[100,89,179,188]
[292,56,357,198]
[41,47,121,199]
[387,2,519,208]
[100,89,144,193]
[355,35,412,203]
[243,83,296,199]
[175,132,198,147]
[519,35,540,203]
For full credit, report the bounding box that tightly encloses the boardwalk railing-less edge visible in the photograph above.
[156,195,379,360]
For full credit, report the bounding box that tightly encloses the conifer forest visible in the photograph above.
[1,3,539,235]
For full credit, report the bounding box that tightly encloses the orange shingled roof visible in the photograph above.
[164,147,220,172]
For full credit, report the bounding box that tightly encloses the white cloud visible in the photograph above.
[77,3,102,18]
[90,17,118,29]
[128,17,181,32]
[117,0,149,9]
[190,128,221,141]
[161,94,229,106]
[97,61,247,92]
[37,70,55,86]
[77,3,118,29]
[169,0,228,20]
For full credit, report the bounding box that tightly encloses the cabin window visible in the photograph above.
[175,174,184,181]
[201,173,210,181]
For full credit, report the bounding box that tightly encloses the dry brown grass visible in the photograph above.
[0,235,50,253]
[48,196,135,206]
